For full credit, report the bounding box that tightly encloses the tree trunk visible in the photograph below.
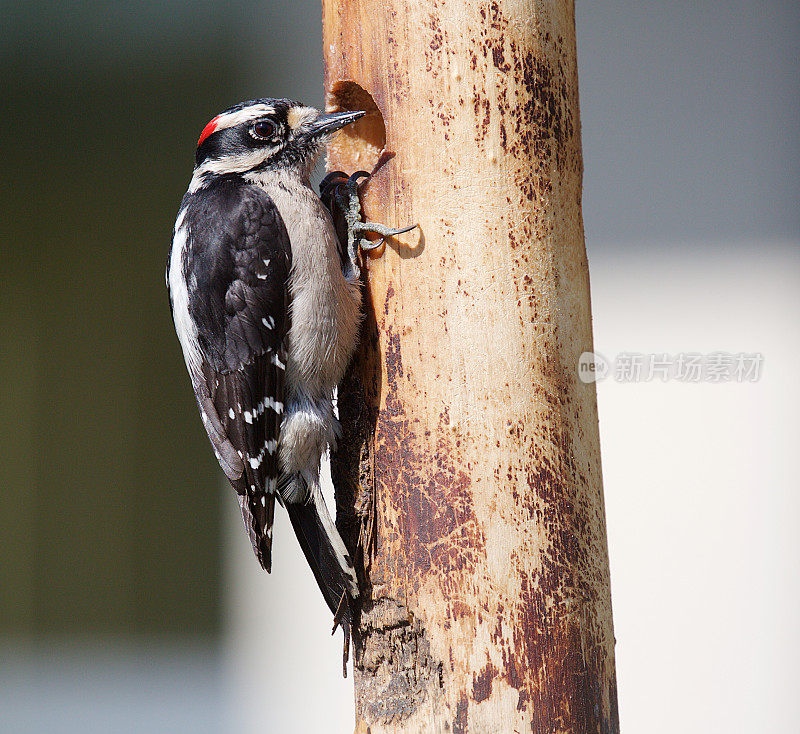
[325,1,619,732]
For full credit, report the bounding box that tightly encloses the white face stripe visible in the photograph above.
[286,106,316,130]
[212,104,275,133]
[189,148,277,192]
[190,103,322,192]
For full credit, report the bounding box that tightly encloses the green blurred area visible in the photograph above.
[0,25,252,636]
[0,0,324,639]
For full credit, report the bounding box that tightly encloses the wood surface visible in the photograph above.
[324,1,619,731]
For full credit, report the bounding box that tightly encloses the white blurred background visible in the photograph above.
[1,1,797,732]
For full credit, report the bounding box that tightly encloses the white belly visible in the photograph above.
[251,171,362,400]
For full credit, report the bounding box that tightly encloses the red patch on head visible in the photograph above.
[197,116,220,147]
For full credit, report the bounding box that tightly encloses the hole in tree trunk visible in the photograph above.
[326,81,385,173]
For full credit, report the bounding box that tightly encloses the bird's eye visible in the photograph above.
[251,120,277,140]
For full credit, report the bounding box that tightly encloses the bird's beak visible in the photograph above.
[306,110,366,138]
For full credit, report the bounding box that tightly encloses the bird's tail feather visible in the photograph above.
[285,485,359,619]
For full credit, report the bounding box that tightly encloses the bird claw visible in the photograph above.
[320,170,417,269]
[353,220,419,250]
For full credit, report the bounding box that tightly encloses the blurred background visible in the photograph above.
[0,1,797,732]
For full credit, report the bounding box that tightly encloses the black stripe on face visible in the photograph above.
[196,103,293,167]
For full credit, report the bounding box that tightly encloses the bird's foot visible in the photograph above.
[320,170,417,270]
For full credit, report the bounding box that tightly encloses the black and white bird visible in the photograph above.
[167,99,370,634]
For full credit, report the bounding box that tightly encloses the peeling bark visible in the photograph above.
[325,1,619,731]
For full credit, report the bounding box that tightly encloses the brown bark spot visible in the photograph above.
[452,693,469,734]
[472,661,498,703]
[378,324,485,583]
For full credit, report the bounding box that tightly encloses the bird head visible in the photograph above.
[192,98,364,184]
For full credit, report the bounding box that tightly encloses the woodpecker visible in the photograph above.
[166,98,410,648]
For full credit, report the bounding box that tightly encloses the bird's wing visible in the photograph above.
[184,181,291,572]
